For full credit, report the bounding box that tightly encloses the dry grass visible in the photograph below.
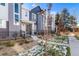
[0,47,17,56]
[0,37,37,56]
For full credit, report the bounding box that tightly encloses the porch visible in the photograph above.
[20,19,35,38]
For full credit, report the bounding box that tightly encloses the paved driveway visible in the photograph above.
[69,36,79,56]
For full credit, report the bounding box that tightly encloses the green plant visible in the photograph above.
[47,49,62,56]
[55,36,68,41]
[19,42,23,45]
[47,49,56,56]
[75,36,79,40]
[66,47,71,56]
[13,32,18,40]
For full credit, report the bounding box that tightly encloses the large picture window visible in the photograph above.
[15,3,19,13]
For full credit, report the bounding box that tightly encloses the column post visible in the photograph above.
[32,22,34,36]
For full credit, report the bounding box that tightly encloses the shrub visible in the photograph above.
[12,32,18,40]
[5,41,15,47]
[66,47,71,56]
[51,31,55,34]
[47,48,63,56]
[55,36,68,41]
[75,36,79,40]
[19,42,23,45]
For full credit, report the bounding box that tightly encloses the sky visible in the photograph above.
[23,3,79,25]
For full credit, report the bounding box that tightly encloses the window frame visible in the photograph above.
[15,3,19,13]
[32,13,36,21]
[15,14,19,22]
[0,3,5,6]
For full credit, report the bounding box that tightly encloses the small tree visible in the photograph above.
[55,13,60,34]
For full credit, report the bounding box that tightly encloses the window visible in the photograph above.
[0,19,2,24]
[0,3,5,6]
[15,3,19,13]
[32,13,36,21]
[15,14,19,22]
[25,12,27,16]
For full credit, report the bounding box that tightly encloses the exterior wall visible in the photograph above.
[0,3,22,38]
[29,11,37,33]
[0,3,9,38]
[21,7,35,36]
[45,11,48,31]
[8,3,21,37]
[51,14,55,31]
[0,3,8,28]
[21,8,29,32]
[30,10,46,33]
[21,8,29,20]
[37,14,44,33]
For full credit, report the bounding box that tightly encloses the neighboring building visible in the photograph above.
[51,13,56,32]
[21,8,29,20]
[46,13,56,33]
[29,6,46,34]
[0,3,21,38]
[37,9,46,33]
[21,7,35,37]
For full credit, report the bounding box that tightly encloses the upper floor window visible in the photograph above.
[15,3,19,13]
[32,13,36,21]
[25,12,27,16]
[0,3,5,6]
[15,14,19,23]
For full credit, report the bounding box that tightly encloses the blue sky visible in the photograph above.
[23,3,79,25]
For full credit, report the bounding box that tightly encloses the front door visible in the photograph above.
[26,24,32,36]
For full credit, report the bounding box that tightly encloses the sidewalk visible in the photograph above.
[69,36,79,56]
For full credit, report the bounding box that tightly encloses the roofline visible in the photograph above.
[31,6,42,12]
[22,7,30,11]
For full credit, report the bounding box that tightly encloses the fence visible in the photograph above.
[0,31,33,40]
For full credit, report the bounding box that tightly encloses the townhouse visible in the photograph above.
[0,3,21,38]
[0,3,56,39]
[29,6,47,34]
[0,3,46,39]
[20,7,35,37]
[50,13,56,32]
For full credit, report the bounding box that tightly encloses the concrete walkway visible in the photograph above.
[69,36,79,56]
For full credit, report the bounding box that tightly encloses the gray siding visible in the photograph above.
[0,21,9,38]
[8,3,21,37]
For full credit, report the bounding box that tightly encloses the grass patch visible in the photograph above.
[55,36,68,41]
[5,41,15,47]
[0,41,15,47]
[0,37,33,47]
[66,47,71,56]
